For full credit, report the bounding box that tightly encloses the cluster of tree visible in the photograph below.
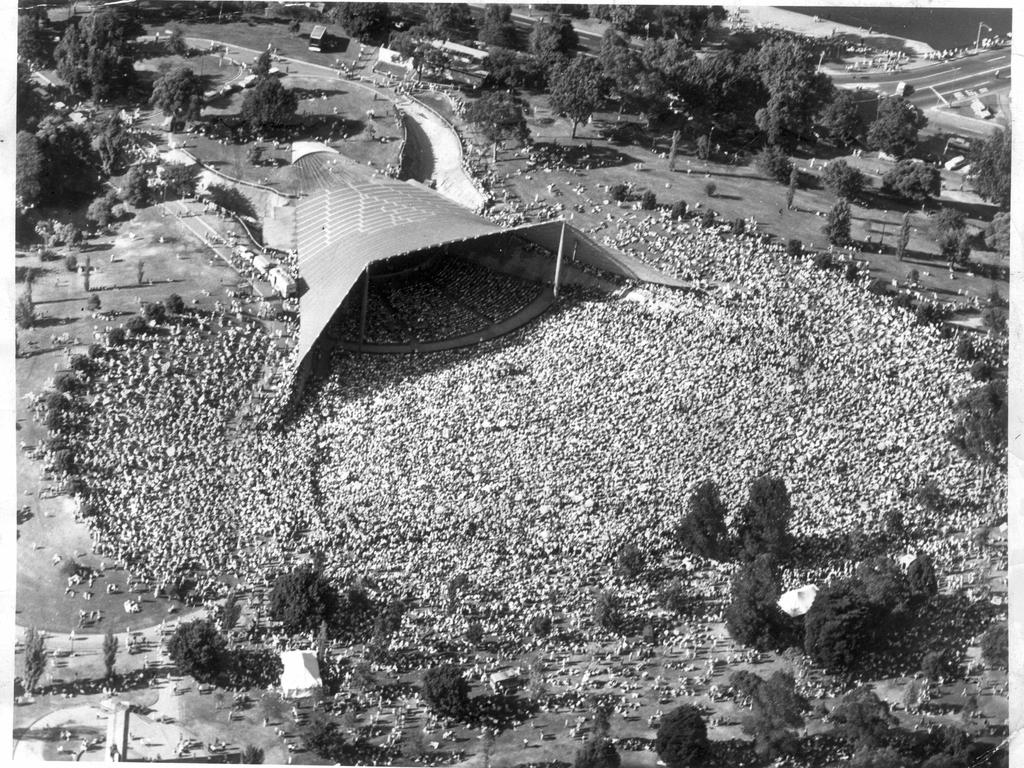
[463,90,529,159]
[18,8,56,69]
[948,379,1007,468]
[422,663,471,720]
[969,128,1011,210]
[730,670,808,758]
[267,565,372,639]
[240,51,299,134]
[882,160,941,203]
[867,97,928,158]
[678,475,795,564]
[150,65,205,127]
[590,5,727,45]
[17,116,102,210]
[55,8,142,101]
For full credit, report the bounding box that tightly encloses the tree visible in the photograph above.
[16,294,37,329]
[830,686,895,750]
[93,114,130,176]
[422,663,470,720]
[574,736,620,768]
[268,566,339,635]
[87,189,120,228]
[677,480,728,560]
[34,115,102,205]
[615,542,644,577]
[479,4,518,49]
[970,128,1010,209]
[239,745,265,764]
[529,14,577,68]
[736,475,793,561]
[948,379,1007,467]
[124,164,151,207]
[136,261,146,286]
[306,715,347,762]
[754,39,834,150]
[423,4,476,41]
[593,590,625,633]
[804,580,883,672]
[754,144,793,184]
[102,628,118,679]
[818,88,866,146]
[54,9,141,101]
[464,91,528,160]
[906,554,938,601]
[985,211,1010,258]
[150,66,205,125]
[896,211,912,261]
[161,164,197,199]
[240,76,298,133]
[219,590,241,632]
[822,159,866,199]
[825,198,853,246]
[980,623,1007,669]
[882,160,940,203]
[108,327,126,346]
[853,556,911,611]
[205,184,257,219]
[655,705,709,768]
[726,554,790,651]
[329,3,391,39]
[252,50,272,78]
[16,131,43,210]
[866,97,927,157]
[786,167,798,210]
[934,210,971,267]
[549,56,605,139]
[22,627,47,693]
[484,47,547,90]
[165,293,186,315]
[166,25,189,56]
[18,9,55,69]
[167,619,227,683]
[738,671,807,759]
[87,294,101,312]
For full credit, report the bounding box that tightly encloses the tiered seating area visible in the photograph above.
[329,256,542,347]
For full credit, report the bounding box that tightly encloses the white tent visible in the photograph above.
[280,651,323,699]
[897,553,918,568]
[777,584,818,617]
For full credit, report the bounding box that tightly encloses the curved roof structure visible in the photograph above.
[294,178,689,365]
[291,141,339,164]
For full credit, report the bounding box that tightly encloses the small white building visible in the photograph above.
[777,584,818,617]
[280,651,322,700]
[252,254,273,277]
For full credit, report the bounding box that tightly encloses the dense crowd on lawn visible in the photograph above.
[42,217,1004,666]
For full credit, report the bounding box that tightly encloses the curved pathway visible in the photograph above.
[186,36,484,210]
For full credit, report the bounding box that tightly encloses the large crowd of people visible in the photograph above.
[51,213,1003,665]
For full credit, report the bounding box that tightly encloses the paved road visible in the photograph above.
[833,47,1011,110]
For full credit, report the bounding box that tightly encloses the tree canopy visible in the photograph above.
[969,128,1011,210]
[754,39,834,150]
[866,97,927,157]
[881,160,940,203]
[151,66,205,124]
[166,619,227,683]
[737,671,808,758]
[55,9,140,101]
[574,736,620,768]
[268,566,340,635]
[822,159,866,199]
[725,554,791,651]
[18,9,55,69]
[947,379,1007,467]
[830,686,896,750]
[736,475,793,561]
[825,197,853,246]
[677,480,729,560]
[240,76,299,133]
[422,663,471,719]
[479,4,519,49]
[549,56,605,139]
[530,14,577,68]
[818,88,866,146]
[34,115,102,205]
[655,704,710,768]
[464,91,528,148]
[804,580,884,672]
[329,3,391,39]
[16,131,43,210]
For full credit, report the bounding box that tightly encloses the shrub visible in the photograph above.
[615,542,644,577]
[969,360,993,381]
[609,183,629,202]
[755,145,793,183]
[464,620,484,646]
[143,302,166,323]
[656,705,710,768]
[670,201,687,219]
[86,293,101,311]
[657,578,689,615]
[704,181,717,197]
[640,190,656,210]
[574,736,620,768]
[126,316,147,334]
[980,623,1007,669]
[732,217,746,235]
[107,327,126,346]
[422,664,470,720]
[593,590,625,633]
[529,614,552,637]
[165,293,185,314]
[698,209,715,228]
[54,372,80,394]
[16,295,36,329]
[87,343,104,359]
[786,239,802,256]
[844,262,860,282]
[65,254,78,272]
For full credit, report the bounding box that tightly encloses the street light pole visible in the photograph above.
[975,22,991,51]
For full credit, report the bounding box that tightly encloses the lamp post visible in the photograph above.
[975,22,992,51]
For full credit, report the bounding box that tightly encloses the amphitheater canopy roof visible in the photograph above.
[294,179,686,364]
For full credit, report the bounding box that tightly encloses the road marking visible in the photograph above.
[926,66,1010,89]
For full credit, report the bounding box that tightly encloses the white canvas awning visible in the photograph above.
[777,584,818,617]
[280,651,322,699]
